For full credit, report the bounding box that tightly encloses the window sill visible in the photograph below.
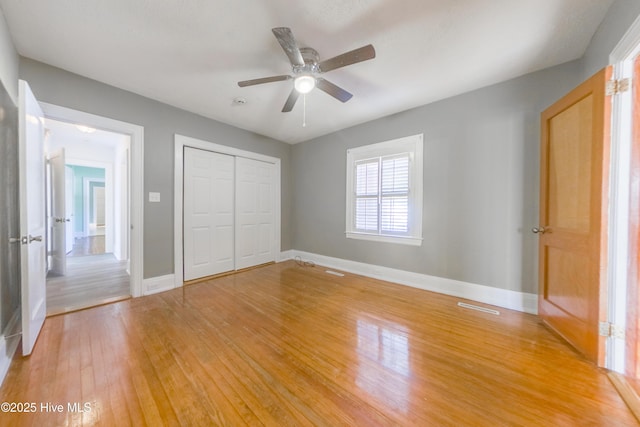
[345,232,423,246]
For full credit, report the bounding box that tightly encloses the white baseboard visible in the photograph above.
[292,250,538,314]
[0,310,21,387]
[143,274,176,296]
[279,250,294,262]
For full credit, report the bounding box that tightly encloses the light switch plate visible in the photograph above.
[149,192,161,202]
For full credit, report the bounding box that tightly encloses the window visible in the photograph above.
[346,134,423,245]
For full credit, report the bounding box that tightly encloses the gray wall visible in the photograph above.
[291,0,640,295]
[19,58,292,278]
[0,9,17,103]
[0,9,19,342]
[581,0,640,79]
[292,60,583,294]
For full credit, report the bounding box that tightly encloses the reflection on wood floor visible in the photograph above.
[46,253,130,316]
[5,261,636,425]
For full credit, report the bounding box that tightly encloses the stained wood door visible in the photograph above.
[235,157,276,270]
[183,147,235,280]
[18,80,47,356]
[537,67,611,365]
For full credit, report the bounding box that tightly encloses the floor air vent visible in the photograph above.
[457,302,500,315]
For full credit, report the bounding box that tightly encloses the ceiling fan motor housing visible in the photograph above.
[294,47,321,76]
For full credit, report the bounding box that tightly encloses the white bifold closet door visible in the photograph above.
[183,147,276,281]
[183,148,235,281]
[235,156,275,270]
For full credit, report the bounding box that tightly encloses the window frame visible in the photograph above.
[345,134,423,246]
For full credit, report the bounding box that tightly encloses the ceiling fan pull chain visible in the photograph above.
[303,94,307,127]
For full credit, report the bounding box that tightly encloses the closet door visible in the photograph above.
[183,147,234,280]
[235,157,275,269]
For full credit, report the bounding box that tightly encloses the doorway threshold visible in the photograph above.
[46,294,131,317]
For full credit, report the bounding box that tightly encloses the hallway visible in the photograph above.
[46,253,130,316]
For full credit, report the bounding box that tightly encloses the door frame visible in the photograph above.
[608,14,640,374]
[83,178,105,237]
[41,103,144,297]
[173,134,282,287]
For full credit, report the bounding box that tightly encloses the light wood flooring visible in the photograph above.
[68,235,105,257]
[1,261,637,426]
[46,253,130,316]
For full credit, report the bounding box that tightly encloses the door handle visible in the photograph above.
[54,217,70,223]
[9,236,36,244]
[28,235,43,243]
[531,226,547,234]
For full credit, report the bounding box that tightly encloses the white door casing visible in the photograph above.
[40,102,143,297]
[18,80,47,356]
[183,147,235,280]
[49,148,67,275]
[235,157,276,270]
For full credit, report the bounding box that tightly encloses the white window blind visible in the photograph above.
[346,134,423,246]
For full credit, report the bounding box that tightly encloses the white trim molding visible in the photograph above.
[610,14,640,63]
[0,310,21,387]
[292,250,538,314]
[606,13,640,373]
[279,250,294,261]
[143,274,176,296]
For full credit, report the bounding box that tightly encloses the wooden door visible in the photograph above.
[235,157,276,270]
[537,67,612,365]
[18,80,47,356]
[183,147,235,280]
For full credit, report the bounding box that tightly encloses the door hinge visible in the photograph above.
[606,78,630,96]
[599,321,625,339]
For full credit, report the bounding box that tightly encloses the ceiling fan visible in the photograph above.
[238,27,376,112]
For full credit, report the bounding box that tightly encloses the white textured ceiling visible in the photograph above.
[1,0,614,144]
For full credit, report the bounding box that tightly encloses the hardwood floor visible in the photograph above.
[46,254,130,316]
[1,261,636,426]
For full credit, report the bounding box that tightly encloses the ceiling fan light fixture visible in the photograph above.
[294,75,315,94]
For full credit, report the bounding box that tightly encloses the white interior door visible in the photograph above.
[65,165,74,253]
[19,80,47,356]
[49,148,66,275]
[235,157,275,270]
[183,147,234,280]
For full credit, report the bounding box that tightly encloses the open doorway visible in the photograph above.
[44,118,131,315]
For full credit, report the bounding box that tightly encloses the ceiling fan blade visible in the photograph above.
[316,78,353,103]
[282,88,300,112]
[272,27,305,67]
[238,75,291,87]
[318,44,376,73]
